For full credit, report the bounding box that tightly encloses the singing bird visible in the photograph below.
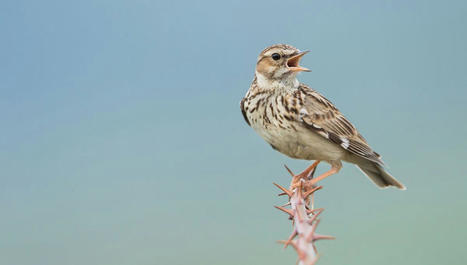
[240,44,405,189]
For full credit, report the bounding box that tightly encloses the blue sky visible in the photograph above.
[1,0,466,264]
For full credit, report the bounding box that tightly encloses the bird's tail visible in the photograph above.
[356,160,406,190]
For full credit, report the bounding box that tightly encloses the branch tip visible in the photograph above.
[274,163,333,265]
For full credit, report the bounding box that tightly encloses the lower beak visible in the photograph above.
[287,50,311,72]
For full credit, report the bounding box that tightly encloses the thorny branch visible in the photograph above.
[274,165,334,265]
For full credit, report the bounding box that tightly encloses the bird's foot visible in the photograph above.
[287,161,320,191]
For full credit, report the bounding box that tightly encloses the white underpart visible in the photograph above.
[246,99,344,161]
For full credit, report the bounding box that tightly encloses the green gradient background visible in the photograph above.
[1,0,466,264]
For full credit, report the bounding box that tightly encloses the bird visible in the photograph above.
[240,44,405,190]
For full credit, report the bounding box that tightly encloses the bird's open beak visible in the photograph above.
[287,50,311,72]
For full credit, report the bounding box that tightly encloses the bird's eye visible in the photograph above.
[271,53,281,60]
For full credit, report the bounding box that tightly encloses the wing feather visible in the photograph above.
[298,84,383,164]
[240,97,250,126]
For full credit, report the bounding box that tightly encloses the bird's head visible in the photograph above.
[255,44,310,86]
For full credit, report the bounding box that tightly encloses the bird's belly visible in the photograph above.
[252,122,344,161]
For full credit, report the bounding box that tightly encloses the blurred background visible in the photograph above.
[1,0,466,264]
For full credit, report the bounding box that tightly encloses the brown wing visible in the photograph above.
[240,97,250,126]
[298,84,383,165]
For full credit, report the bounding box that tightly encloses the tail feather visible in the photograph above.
[357,162,406,190]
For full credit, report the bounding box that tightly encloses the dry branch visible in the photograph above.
[274,165,334,265]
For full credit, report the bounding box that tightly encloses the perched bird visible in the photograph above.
[240,44,405,189]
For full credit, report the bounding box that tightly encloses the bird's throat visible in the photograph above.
[255,72,299,92]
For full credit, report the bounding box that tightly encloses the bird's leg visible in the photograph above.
[307,163,341,187]
[290,160,320,190]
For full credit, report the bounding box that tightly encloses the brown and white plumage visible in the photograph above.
[241,44,405,189]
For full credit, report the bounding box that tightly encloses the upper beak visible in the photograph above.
[287,50,311,72]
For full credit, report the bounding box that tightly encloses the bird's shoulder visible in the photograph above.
[297,83,383,164]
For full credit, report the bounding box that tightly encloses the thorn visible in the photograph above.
[311,219,321,235]
[283,230,298,249]
[311,208,325,215]
[305,160,320,180]
[312,243,318,255]
[273,182,293,197]
[281,202,291,207]
[306,167,316,180]
[307,166,316,180]
[290,241,298,251]
[278,192,287,196]
[274,205,294,217]
[307,208,324,217]
[313,234,336,241]
[305,219,321,243]
[303,186,322,199]
[308,209,324,224]
[284,164,295,176]
[277,239,298,250]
